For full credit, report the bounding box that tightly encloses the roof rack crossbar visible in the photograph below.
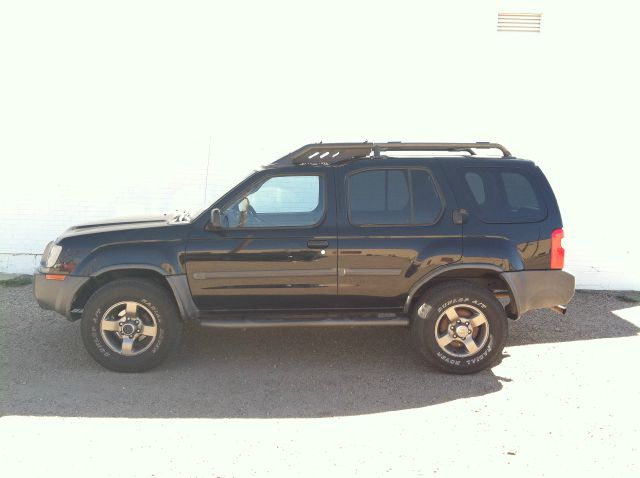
[277,142,512,165]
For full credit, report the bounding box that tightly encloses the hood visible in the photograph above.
[67,214,169,231]
[56,212,191,241]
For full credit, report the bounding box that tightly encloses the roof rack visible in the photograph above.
[275,142,513,165]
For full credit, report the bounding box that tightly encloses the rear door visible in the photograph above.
[335,159,462,309]
[184,168,338,312]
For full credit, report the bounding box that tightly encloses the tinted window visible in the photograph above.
[349,169,442,225]
[411,170,443,224]
[464,172,486,204]
[462,168,546,223]
[387,170,410,212]
[223,175,323,228]
[349,169,383,213]
[501,172,539,210]
[349,170,410,225]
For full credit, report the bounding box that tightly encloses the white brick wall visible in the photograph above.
[0,136,251,268]
[1,0,639,290]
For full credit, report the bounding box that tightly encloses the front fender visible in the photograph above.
[73,242,184,277]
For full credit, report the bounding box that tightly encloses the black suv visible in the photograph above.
[34,142,575,374]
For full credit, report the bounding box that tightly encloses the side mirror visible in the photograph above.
[210,208,223,229]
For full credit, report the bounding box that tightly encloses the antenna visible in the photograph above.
[203,136,212,206]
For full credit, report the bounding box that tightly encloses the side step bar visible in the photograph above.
[199,317,410,329]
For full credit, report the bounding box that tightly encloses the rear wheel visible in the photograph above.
[80,279,182,372]
[411,281,507,374]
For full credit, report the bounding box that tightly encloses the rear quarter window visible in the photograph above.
[461,167,547,223]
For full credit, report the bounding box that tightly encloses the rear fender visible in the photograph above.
[404,263,520,316]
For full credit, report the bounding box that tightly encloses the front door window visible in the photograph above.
[222,175,323,228]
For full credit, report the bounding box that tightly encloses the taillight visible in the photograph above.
[550,228,565,269]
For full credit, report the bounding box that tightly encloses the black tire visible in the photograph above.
[80,279,182,372]
[410,281,507,374]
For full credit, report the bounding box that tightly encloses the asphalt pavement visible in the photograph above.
[1,285,639,476]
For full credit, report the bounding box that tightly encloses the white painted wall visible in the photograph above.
[1,0,639,289]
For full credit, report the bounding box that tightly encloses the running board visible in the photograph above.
[198,317,410,329]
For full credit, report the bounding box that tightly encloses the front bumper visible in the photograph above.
[501,270,575,319]
[33,272,90,320]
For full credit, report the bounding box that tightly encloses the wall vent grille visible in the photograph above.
[497,12,542,32]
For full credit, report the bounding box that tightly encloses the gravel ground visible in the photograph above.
[1,285,639,476]
[0,286,636,419]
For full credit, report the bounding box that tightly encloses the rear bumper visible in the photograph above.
[501,270,575,319]
[33,272,90,320]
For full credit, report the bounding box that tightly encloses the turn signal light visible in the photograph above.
[45,274,66,281]
[550,228,565,270]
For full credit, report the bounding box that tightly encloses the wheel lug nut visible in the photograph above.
[137,329,141,333]
[119,322,124,326]
[129,334,134,339]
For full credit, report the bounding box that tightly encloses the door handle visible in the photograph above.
[307,240,329,249]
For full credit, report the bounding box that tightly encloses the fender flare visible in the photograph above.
[90,265,199,321]
[403,263,518,315]
[90,264,169,277]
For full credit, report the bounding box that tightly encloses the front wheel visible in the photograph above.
[411,281,508,374]
[80,279,182,372]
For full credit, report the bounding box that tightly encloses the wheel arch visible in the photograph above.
[404,264,519,319]
[70,266,195,322]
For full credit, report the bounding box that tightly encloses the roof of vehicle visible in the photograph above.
[268,142,521,168]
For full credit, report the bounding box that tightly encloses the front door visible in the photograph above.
[184,169,337,312]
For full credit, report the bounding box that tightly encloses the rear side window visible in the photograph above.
[464,172,486,204]
[462,168,546,223]
[411,170,443,224]
[348,168,442,225]
[501,172,538,210]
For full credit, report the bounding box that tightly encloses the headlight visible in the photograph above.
[45,244,63,268]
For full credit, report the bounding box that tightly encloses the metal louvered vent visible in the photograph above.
[498,12,542,32]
